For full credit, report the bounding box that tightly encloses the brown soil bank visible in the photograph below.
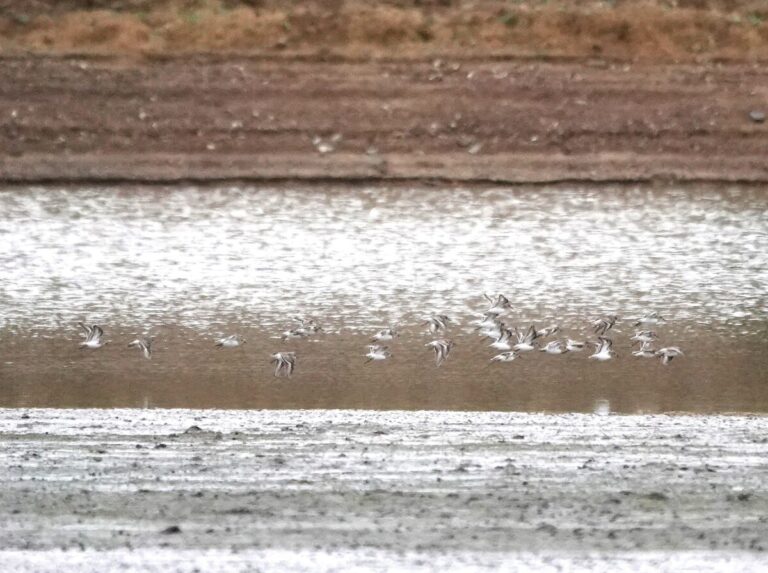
[1,0,768,62]
[1,57,766,184]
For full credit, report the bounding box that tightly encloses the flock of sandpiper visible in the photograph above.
[75,294,684,377]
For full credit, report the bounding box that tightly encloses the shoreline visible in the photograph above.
[1,409,766,572]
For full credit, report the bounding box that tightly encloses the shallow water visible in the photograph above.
[0,185,766,411]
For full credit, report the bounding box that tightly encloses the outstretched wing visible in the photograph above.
[85,325,104,342]
[78,322,93,338]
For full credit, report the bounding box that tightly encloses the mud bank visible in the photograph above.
[1,57,767,184]
[0,409,766,571]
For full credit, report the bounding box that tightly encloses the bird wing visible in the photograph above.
[78,322,93,338]
[89,325,104,342]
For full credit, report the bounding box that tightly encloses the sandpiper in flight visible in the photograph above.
[426,339,454,367]
[371,328,399,342]
[631,330,659,345]
[365,345,392,363]
[128,337,153,359]
[634,312,666,327]
[541,340,569,355]
[424,314,452,334]
[215,335,245,348]
[589,336,616,361]
[270,352,296,376]
[655,347,684,365]
[592,315,618,336]
[490,350,521,363]
[78,323,108,350]
[483,293,511,315]
[513,325,537,352]
[632,342,657,358]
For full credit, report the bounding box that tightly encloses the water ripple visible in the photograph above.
[0,185,766,336]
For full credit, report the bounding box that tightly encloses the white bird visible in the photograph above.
[78,323,108,350]
[656,347,684,365]
[476,315,504,340]
[490,350,520,363]
[541,340,569,355]
[281,328,306,341]
[513,325,537,352]
[128,337,153,359]
[424,314,452,334]
[483,293,511,315]
[489,328,514,351]
[281,318,323,341]
[371,328,399,342]
[426,339,454,367]
[589,336,616,361]
[296,317,323,334]
[634,312,666,327]
[592,315,618,335]
[365,344,392,363]
[215,335,245,348]
[566,339,585,352]
[536,325,560,338]
[632,342,657,358]
[631,330,659,345]
[270,352,296,376]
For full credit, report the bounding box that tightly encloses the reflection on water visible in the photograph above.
[0,185,766,412]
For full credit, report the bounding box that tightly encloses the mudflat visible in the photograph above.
[1,409,766,571]
[1,57,766,184]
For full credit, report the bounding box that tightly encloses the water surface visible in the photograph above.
[0,185,766,411]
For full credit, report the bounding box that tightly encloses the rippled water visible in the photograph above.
[0,185,766,411]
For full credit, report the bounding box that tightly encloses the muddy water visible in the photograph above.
[0,185,766,411]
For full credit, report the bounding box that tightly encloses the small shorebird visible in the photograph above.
[426,339,454,367]
[424,314,452,334]
[592,315,618,335]
[631,330,659,345]
[632,342,657,358]
[541,340,569,355]
[483,293,511,315]
[476,315,504,340]
[78,323,108,350]
[536,325,560,339]
[566,339,585,352]
[513,325,537,352]
[634,312,666,327]
[589,336,616,361]
[282,318,323,341]
[371,328,399,342]
[296,318,323,334]
[490,350,520,363]
[215,335,245,348]
[365,344,392,363]
[128,337,153,359]
[656,347,684,365]
[489,328,514,351]
[281,327,307,341]
[474,311,502,327]
[270,352,296,376]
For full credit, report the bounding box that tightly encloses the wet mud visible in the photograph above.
[0,409,767,571]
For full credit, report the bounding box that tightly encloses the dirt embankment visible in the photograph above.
[0,56,766,184]
[1,0,768,62]
[0,2,767,185]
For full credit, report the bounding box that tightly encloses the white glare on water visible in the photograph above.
[0,185,765,334]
